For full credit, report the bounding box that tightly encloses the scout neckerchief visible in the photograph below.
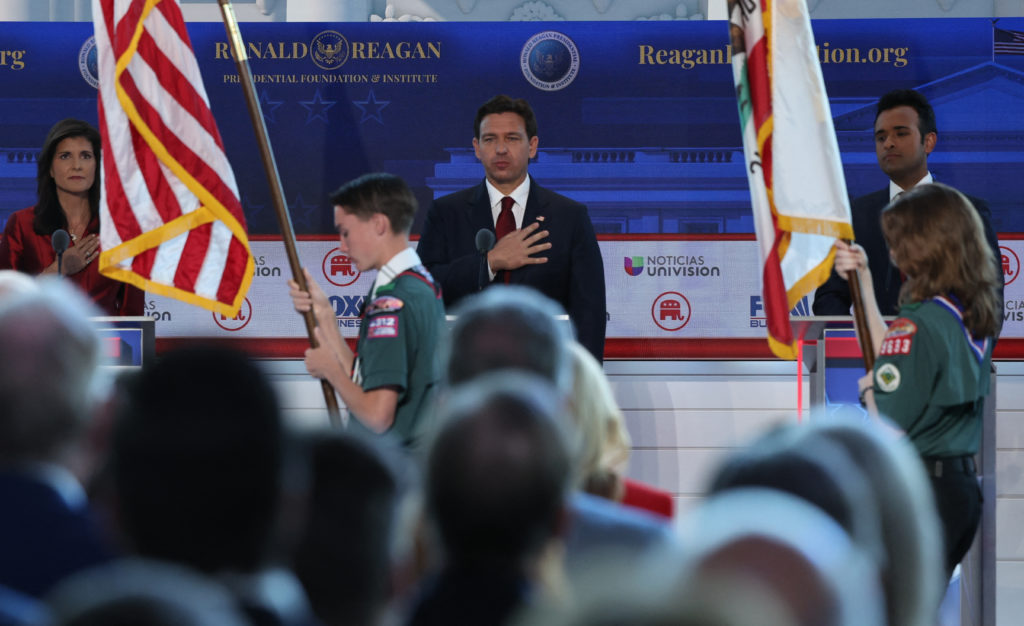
[930,294,989,365]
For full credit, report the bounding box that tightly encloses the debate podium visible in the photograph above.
[90,316,155,370]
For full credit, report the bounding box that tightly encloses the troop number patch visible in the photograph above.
[367,315,398,338]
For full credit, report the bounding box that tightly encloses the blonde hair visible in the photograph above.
[566,341,632,495]
[881,183,1000,338]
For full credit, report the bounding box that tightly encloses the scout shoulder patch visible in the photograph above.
[875,363,901,392]
[879,317,917,356]
[366,295,404,316]
[367,314,399,339]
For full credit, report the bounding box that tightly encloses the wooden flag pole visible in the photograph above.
[216,0,341,424]
[845,241,876,373]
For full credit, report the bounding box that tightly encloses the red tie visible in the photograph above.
[496,196,516,240]
[495,196,516,283]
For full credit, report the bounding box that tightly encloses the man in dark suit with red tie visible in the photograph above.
[417,95,607,360]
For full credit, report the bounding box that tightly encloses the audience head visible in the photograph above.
[47,559,249,626]
[110,346,286,574]
[677,488,884,626]
[0,277,102,464]
[706,422,885,569]
[882,182,1000,337]
[445,285,573,394]
[800,419,944,626]
[425,373,572,569]
[0,270,39,300]
[566,340,631,496]
[293,429,411,626]
[35,118,102,234]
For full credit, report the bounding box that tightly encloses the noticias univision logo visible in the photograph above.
[624,256,644,277]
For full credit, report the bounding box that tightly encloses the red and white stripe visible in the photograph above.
[93,0,252,315]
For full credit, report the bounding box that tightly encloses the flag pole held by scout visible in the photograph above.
[216,0,341,423]
[727,0,875,374]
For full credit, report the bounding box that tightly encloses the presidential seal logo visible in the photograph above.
[520,31,579,92]
[79,36,99,89]
[310,30,349,70]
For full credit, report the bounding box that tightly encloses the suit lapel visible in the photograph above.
[468,181,495,235]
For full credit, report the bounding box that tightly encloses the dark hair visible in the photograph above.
[328,172,416,235]
[293,430,401,626]
[881,183,1000,337]
[474,95,538,139]
[111,346,286,573]
[427,378,570,566]
[875,89,936,139]
[34,118,101,236]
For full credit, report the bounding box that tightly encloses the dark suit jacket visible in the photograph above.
[813,188,1003,319]
[417,180,607,360]
[0,469,112,597]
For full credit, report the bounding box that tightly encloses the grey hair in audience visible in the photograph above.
[0,276,102,463]
[798,418,945,626]
[46,558,248,626]
[444,285,573,393]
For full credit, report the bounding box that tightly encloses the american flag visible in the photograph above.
[995,27,1024,55]
[92,0,253,316]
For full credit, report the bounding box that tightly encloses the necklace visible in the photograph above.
[70,233,78,242]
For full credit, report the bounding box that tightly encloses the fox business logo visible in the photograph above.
[322,249,361,287]
[1001,245,1019,286]
[651,291,691,332]
[331,295,367,329]
[624,255,720,278]
[749,295,810,328]
[213,297,253,331]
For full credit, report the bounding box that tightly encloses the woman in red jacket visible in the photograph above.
[0,119,142,315]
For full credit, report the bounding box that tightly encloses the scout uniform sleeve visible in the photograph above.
[872,315,939,431]
[358,293,411,396]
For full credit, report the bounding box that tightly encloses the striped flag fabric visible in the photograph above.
[93,0,253,316]
[727,0,854,359]
[995,26,1024,55]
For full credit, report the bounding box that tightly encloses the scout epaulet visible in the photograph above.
[399,264,442,299]
[931,295,989,364]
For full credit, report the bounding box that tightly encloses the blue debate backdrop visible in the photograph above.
[2,18,1023,237]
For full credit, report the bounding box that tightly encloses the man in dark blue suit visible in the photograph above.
[814,89,1002,318]
[417,95,607,360]
[0,277,112,599]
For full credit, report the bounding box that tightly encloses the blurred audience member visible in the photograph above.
[566,340,673,519]
[108,346,314,626]
[47,558,248,626]
[801,419,945,626]
[706,423,885,567]
[409,374,572,626]
[443,286,675,575]
[0,119,142,315]
[293,429,416,626]
[0,278,113,599]
[677,488,884,626]
[0,269,39,299]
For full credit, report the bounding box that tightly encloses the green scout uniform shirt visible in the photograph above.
[872,297,992,458]
[355,266,445,448]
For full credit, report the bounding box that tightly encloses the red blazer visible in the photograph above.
[621,477,674,519]
[0,207,143,316]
